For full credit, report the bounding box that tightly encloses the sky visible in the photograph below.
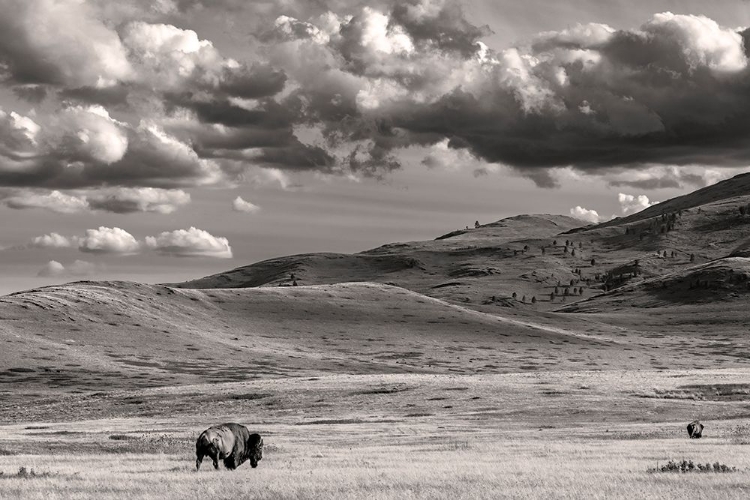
[2,0,750,294]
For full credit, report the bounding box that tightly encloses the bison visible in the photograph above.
[195,423,263,471]
[687,420,704,439]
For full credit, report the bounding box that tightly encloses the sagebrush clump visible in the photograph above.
[648,460,737,473]
[1,466,53,479]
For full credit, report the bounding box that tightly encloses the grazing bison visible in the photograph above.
[687,420,704,439]
[195,423,263,471]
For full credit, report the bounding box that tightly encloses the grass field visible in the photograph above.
[2,371,749,499]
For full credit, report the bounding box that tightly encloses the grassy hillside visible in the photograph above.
[172,175,750,317]
[0,280,662,391]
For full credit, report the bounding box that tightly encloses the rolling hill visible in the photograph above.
[173,174,750,315]
[4,173,750,392]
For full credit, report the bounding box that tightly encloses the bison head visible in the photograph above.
[247,433,263,468]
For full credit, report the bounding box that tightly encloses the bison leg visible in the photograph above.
[196,452,203,471]
[212,455,220,470]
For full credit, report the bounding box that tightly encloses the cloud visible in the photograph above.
[3,4,750,191]
[30,232,72,248]
[75,227,141,255]
[87,187,190,214]
[4,190,88,213]
[569,206,601,224]
[421,139,481,171]
[26,225,233,258]
[145,227,232,258]
[50,105,129,164]
[37,260,66,277]
[2,187,190,214]
[0,0,133,86]
[37,259,97,277]
[618,193,656,215]
[232,196,260,213]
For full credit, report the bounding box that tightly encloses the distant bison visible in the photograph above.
[687,420,704,439]
[196,423,263,471]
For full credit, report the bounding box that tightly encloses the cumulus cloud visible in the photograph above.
[75,227,141,255]
[30,232,72,248]
[37,259,98,277]
[37,260,66,277]
[25,225,233,258]
[4,190,88,213]
[145,227,232,258]
[2,187,190,214]
[232,196,260,213]
[0,0,133,87]
[87,187,190,214]
[618,193,656,215]
[569,206,601,224]
[50,105,129,164]
[3,2,750,191]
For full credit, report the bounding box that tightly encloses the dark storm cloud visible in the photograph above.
[58,85,131,107]
[391,0,491,55]
[258,141,338,171]
[216,64,287,99]
[257,7,750,186]
[168,95,295,129]
[12,85,48,103]
[3,2,750,193]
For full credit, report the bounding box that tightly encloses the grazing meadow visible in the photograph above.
[1,371,750,499]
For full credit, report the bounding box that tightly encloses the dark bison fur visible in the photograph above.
[687,420,704,439]
[195,423,263,471]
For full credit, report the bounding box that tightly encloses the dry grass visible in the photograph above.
[1,431,749,500]
[1,371,750,499]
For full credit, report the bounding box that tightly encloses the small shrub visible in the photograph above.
[648,460,737,473]
[3,467,53,479]
[109,434,139,441]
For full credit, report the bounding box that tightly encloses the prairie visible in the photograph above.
[5,176,750,498]
[2,371,750,499]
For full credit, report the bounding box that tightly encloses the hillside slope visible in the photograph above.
[172,215,592,311]
[0,280,672,390]
[171,174,750,315]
